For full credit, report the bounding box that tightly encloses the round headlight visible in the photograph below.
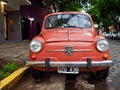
[96,39,109,52]
[30,40,42,52]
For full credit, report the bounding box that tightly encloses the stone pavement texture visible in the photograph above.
[108,39,120,77]
[0,40,30,67]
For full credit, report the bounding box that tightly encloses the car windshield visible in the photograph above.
[44,14,92,29]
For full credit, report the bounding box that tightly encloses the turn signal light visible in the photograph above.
[32,55,36,60]
[103,54,108,60]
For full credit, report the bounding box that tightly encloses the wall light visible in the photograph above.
[28,17,34,21]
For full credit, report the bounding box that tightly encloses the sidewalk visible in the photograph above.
[0,40,30,67]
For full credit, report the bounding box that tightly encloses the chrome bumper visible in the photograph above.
[25,60,114,68]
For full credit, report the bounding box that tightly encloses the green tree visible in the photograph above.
[88,0,120,27]
[53,0,81,11]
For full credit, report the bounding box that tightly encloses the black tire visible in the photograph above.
[96,68,109,80]
[30,67,44,80]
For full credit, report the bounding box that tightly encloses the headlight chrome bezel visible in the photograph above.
[30,40,42,52]
[96,39,109,52]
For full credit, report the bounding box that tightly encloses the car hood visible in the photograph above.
[42,29,94,42]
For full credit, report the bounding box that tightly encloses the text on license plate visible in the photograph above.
[57,67,79,74]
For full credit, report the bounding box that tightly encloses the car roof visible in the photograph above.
[45,12,91,18]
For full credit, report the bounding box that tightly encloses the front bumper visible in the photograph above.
[26,58,114,69]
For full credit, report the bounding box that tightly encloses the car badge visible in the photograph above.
[65,46,74,55]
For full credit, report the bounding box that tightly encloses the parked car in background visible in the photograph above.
[108,31,118,39]
[26,12,113,80]
[117,31,120,39]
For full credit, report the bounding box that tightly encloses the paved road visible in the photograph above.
[0,41,29,67]
[11,39,120,90]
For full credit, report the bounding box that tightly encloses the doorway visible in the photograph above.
[21,18,30,40]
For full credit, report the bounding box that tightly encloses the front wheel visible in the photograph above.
[96,68,109,79]
[30,67,44,80]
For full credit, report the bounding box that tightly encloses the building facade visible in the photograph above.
[20,0,45,40]
[0,0,46,42]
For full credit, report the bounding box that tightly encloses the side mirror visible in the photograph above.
[94,24,99,28]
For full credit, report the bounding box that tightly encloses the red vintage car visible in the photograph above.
[26,12,113,80]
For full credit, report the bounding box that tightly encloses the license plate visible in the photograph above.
[57,67,79,74]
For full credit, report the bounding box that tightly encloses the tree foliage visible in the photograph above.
[53,0,82,11]
[88,0,120,27]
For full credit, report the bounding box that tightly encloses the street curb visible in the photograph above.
[0,66,29,90]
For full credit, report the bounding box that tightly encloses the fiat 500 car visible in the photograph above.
[26,12,113,80]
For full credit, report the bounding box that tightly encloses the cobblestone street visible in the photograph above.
[0,40,29,67]
[109,39,120,77]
